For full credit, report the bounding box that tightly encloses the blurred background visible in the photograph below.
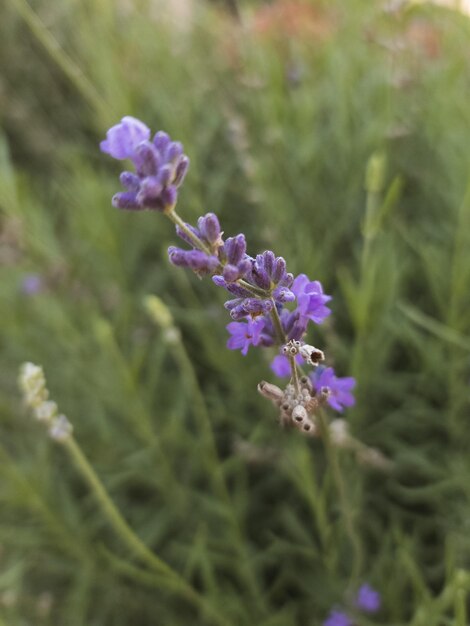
[1,0,470,624]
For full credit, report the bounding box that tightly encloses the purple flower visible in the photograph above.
[168,247,219,274]
[100,116,151,159]
[292,274,331,324]
[224,297,273,321]
[101,119,189,212]
[247,251,295,303]
[310,366,356,412]
[323,610,353,626]
[226,317,266,355]
[216,235,252,283]
[356,584,381,613]
[21,274,43,295]
[270,354,303,377]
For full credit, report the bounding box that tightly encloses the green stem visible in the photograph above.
[101,547,233,626]
[166,210,212,256]
[63,437,230,626]
[64,437,172,576]
[7,0,110,125]
[316,411,362,583]
[0,443,85,561]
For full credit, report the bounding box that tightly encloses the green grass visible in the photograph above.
[1,0,470,623]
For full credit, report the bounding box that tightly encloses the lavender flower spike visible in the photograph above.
[101,118,189,212]
[355,584,381,613]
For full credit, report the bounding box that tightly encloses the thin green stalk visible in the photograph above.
[7,0,111,125]
[165,327,267,612]
[62,436,230,626]
[316,411,362,583]
[166,209,212,256]
[0,443,86,562]
[101,547,233,626]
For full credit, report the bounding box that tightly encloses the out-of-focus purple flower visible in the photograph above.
[101,118,189,212]
[292,274,331,324]
[356,584,381,613]
[310,366,356,412]
[323,610,353,626]
[226,317,266,355]
[21,274,43,296]
[271,354,303,377]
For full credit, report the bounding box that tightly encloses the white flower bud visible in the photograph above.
[19,362,47,406]
[329,419,350,447]
[49,415,73,442]
[34,401,58,423]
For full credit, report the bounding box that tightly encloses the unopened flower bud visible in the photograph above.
[49,415,73,442]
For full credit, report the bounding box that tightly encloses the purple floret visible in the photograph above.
[310,366,356,412]
[247,251,295,303]
[101,117,189,212]
[323,610,353,626]
[226,317,266,355]
[100,116,150,159]
[168,247,219,274]
[355,584,381,613]
[291,274,331,324]
[270,354,303,377]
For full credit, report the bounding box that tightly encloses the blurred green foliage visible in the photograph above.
[1,0,470,624]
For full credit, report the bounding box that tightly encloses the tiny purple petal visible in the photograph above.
[120,171,140,191]
[160,186,177,208]
[173,156,190,187]
[133,142,160,177]
[272,257,287,283]
[224,235,246,266]
[272,286,295,303]
[100,117,150,160]
[356,584,381,613]
[137,176,162,201]
[223,264,240,283]
[112,191,142,210]
[198,213,221,245]
[176,223,201,247]
[153,131,171,154]
[165,141,184,163]
[158,164,173,187]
